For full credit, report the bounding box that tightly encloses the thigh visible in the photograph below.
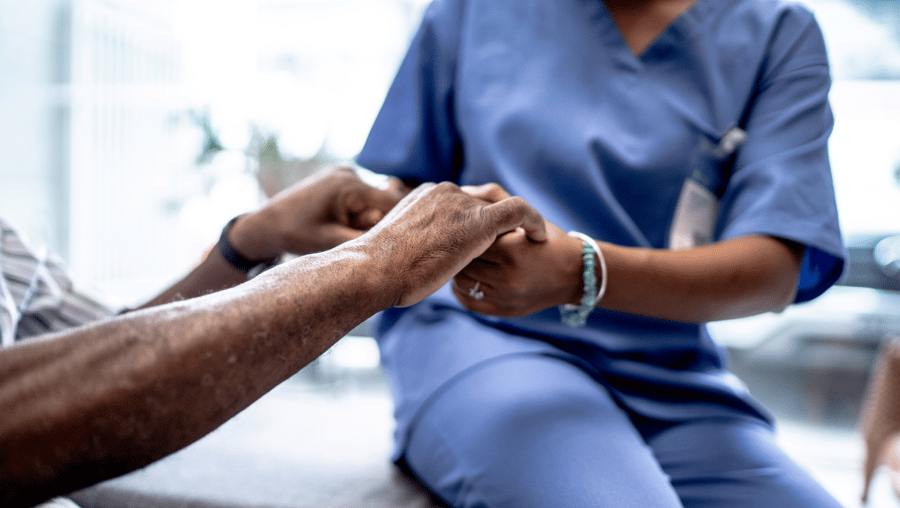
[647,418,843,508]
[403,353,683,508]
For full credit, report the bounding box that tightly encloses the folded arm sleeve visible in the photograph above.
[718,7,846,303]
[357,0,464,185]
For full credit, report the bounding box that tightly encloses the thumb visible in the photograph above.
[355,208,387,229]
[461,183,512,203]
[363,185,405,212]
[323,224,365,248]
[481,196,548,242]
[347,187,405,229]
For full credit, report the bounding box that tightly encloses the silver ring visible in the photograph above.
[468,281,485,300]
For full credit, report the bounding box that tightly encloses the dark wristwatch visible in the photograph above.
[217,215,280,275]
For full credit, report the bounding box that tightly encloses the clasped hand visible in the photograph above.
[233,168,568,315]
[361,182,548,308]
[449,185,586,318]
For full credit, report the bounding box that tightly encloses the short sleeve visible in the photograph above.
[718,7,846,303]
[356,0,465,184]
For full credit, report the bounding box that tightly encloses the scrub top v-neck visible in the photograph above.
[358,0,845,454]
[596,0,707,68]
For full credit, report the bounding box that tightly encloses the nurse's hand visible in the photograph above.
[451,185,586,318]
[231,166,408,259]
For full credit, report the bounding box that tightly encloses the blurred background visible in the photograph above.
[0,0,431,304]
[1,0,899,506]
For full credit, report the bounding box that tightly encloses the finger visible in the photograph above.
[359,185,405,219]
[384,176,413,196]
[342,192,384,229]
[341,184,405,228]
[449,282,523,318]
[365,182,406,210]
[455,258,500,282]
[322,224,365,249]
[449,279,494,309]
[382,182,435,221]
[450,283,481,312]
[482,196,548,242]
[355,208,387,229]
[461,183,512,204]
[471,229,529,265]
[450,277,481,299]
[451,272,493,294]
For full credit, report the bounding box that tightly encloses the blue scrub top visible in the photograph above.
[358,0,846,452]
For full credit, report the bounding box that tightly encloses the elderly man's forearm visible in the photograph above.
[0,247,392,506]
[0,180,548,506]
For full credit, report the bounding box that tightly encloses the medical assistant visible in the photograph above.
[357,0,846,505]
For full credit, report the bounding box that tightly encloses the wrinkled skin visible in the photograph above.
[0,180,545,507]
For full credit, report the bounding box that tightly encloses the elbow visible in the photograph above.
[763,254,802,314]
[770,277,798,313]
[713,271,797,321]
[755,237,804,315]
[770,240,805,314]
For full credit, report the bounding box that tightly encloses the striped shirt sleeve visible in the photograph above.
[1,217,116,346]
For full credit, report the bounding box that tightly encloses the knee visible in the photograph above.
[445,356,610,445]
[404,356,651,507]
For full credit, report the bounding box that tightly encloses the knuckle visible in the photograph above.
[434,181,459,193]
[483,183,504,198]
[506,195,527,209]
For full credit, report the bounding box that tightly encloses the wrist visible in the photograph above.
[218,215,281,274]
[227,212,282,261]
[340,238,405,310]
[561,233,588,306]
[559,231,607,327]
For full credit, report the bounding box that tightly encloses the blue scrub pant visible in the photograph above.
[402,354,843,508]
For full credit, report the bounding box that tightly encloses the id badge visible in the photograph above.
[669,178,718,250]
[668,126,745,250]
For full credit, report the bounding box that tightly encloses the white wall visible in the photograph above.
[0,0,428,304]
[0,0,72,257]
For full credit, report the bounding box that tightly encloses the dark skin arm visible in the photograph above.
[0,182,546,507]
[452,185,804,323]
[140,166,405,309]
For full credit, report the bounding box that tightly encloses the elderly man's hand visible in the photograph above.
[229,167,407,260]
[358,182,547,308]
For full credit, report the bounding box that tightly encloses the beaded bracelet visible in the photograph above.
[217,215,280,276]
[559,231,607,327]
